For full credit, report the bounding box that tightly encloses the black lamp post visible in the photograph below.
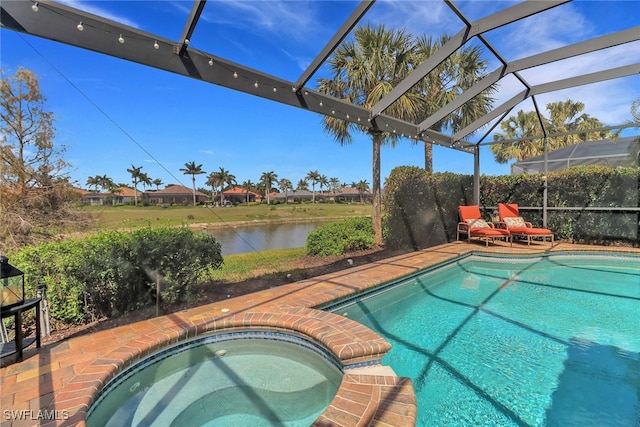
[0,256,25,311]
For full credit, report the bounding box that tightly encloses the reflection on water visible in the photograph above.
[204,222,329,256]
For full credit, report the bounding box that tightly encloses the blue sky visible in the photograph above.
[1,0,638,191]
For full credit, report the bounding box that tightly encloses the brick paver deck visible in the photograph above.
[1,242,638,426]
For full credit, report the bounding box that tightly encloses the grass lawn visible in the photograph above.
[209,247,307,282]
[79,203,371,231]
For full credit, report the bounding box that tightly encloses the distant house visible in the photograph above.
[148,185,208,205]
[271,189,314,203]
[334,187,373,203]
[269,187,373,203]
[82,186,137,205]
[222,186,262,204]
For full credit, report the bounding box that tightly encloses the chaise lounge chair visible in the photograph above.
[497,203,554,246]
[457,205,511,247]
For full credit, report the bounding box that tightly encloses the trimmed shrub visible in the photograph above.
[306,217,375,256]
[383,165,639,249]
[383,167,473,250]
[11,227,223,325]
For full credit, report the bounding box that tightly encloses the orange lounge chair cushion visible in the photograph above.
[498,203,520,219]
[507,226,552,235]
[459,205,483,222]
[498,203,552,235]
[470,227,510,237]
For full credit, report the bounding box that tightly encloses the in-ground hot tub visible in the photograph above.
[86,330,343,426]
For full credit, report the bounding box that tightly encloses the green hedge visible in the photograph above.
[383,165,639,249]
[306,217,375,256]
[11,227,223,325]
[383,167,473,250]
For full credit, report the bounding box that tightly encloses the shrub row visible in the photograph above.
[383,165,639,249]
[306,217,375,256]
[11,227,223,325]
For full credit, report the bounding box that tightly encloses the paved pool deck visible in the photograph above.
[1,242,639,426]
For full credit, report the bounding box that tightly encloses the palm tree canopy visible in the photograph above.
[180,161,205,206]
[318,24,423,147]
[491,100,618,163]
[180,161,205,179]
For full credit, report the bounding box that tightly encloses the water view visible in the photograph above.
[205,221,329,256]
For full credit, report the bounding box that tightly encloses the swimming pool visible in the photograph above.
[325,252,640,426]
[86,330,343,426]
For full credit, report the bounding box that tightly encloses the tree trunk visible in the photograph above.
[371,131,383,246]
[424,141,433,173]
[192,177,197,206]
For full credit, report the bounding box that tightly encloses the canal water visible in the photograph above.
[203,221,330,256]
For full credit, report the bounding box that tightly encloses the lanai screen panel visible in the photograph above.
[511,136,640,174]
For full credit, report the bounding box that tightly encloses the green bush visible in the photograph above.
[383,167,473,250]
[306,217,375,256]
[11,227,223,325]
[383,165,639,248]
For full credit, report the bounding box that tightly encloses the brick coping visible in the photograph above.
[2,242,639,426]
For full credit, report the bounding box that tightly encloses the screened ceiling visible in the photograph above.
[1,0,639,156]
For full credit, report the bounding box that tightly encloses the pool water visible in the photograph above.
[329,253,640,426]
[86,332,343,427]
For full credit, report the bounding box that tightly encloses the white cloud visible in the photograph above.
[57,0,140,28]
[200,0,317,42]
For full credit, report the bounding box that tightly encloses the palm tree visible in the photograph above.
[152,178,163,190]
[278,178,293,203]
[546,100,613,148]
[318,174,328,195]
[491,100,616,163]
[329,177,342,195]
[126,165,142,206]
[208,167,235,205]
[318,24,424,245]
[296,179,309,191]
[305,170,320,203]
[205,172,219,202]
[180,161,206,206]
[413,34,495,171]
[86,175,100,192]
[241,180,255,204]
[97,174,115,192]
[224,171,237,199]
[260,171,278,205]
[138,172,152,193]
[490,110,542,163]
[353,180,370,204]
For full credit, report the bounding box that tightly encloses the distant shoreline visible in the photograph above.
[188,216,357,230]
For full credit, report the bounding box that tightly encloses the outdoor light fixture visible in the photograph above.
[31,2,39,12]
[77,22,84,31]
[153,40,159,49]
[1,256,25,310]
[233,72,238,78]
[208,58,214,66]
[254,82,259,88]
[118,34,124,44]
[272,87,277,93]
